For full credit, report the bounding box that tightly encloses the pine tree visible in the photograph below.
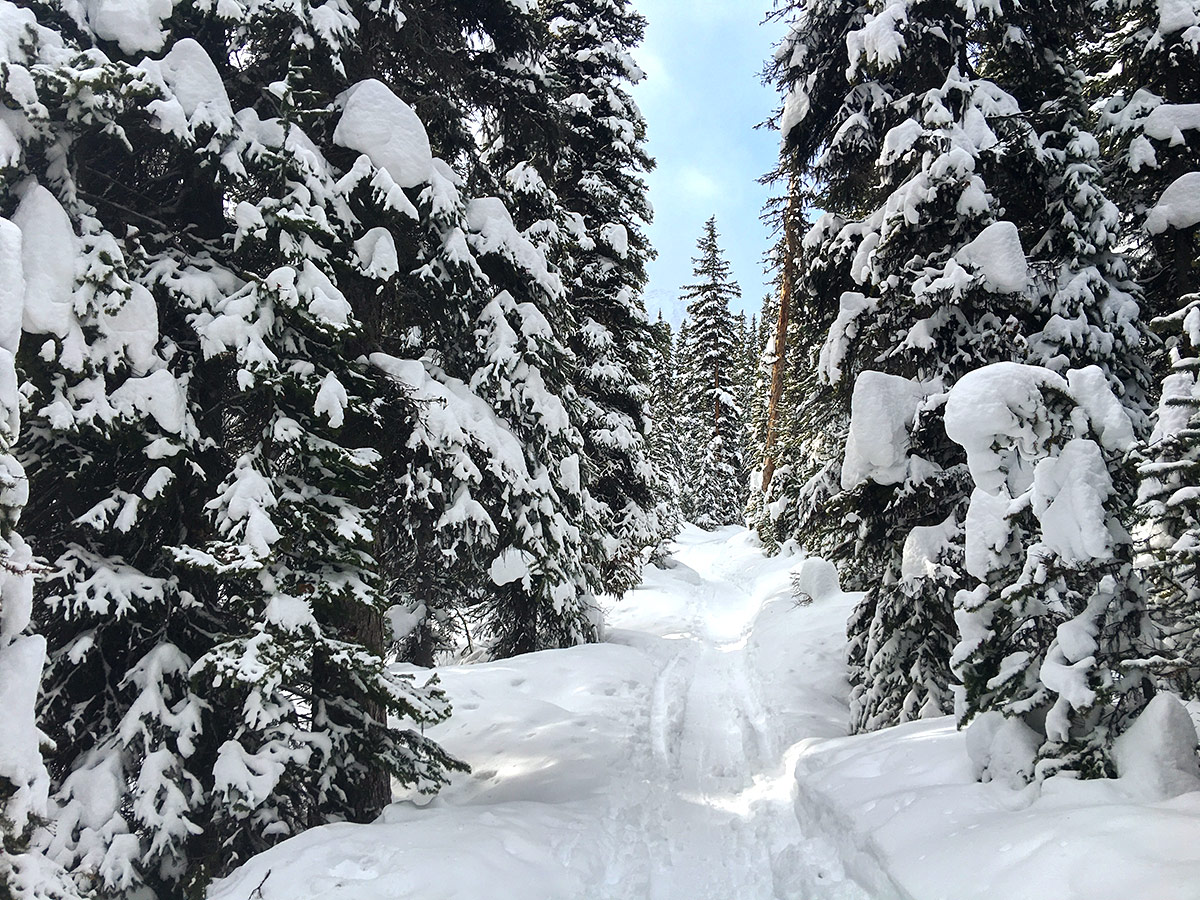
[678,218,748,528]
[646,312,683,542]
[1095,0,1200,324]
[539,0,667,594]
[767,0,1150,750]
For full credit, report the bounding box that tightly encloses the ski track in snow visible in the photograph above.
[596,527,892,900]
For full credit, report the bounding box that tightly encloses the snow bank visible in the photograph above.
[794,714,1200,900]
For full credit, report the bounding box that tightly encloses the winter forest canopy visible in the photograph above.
[0,0,1199,898]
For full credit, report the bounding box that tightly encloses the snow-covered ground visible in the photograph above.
[209,526,1200,900]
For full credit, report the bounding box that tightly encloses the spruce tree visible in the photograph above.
[947,0,1155,777]
[1097,0,1200,701]
[2,2,508,890]
[540,0,667,594]
[646,312,683,545]
[4,8,231,894]
[678,218,748,528]
[0,22,81,894]
[1095,0,1200,323]
[946,363,1149,779]
[1140,295,1200,697]
[767,0,1150,749]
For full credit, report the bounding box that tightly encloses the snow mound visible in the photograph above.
[944,362,1064,494]
[13,185,77,339]
[791,557,841,603]
[0,218,24,354]
[964,710,1040,788]
[140,38,233,136]
[1114,694,1200,802]
[334,80,433,189]
[84,0,175,53]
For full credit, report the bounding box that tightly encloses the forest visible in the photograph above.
[1,0,1198,898]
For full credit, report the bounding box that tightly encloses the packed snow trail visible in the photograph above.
[208,527,903,900]
[601,528,892,899]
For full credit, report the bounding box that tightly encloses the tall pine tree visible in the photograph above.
[767,0,1151,758]
[678,218,748,529]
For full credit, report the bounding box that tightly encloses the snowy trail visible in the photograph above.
[208,526,1200,900]
[598,527,889,900]
[209,526,902,900]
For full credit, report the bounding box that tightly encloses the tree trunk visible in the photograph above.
[343,600,393,822]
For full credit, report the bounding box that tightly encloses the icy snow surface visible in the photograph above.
[208,527,1200,900]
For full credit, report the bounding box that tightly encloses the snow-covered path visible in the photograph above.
[210,526,896,900]
[208,526,1200,900]
[599,528,884,900]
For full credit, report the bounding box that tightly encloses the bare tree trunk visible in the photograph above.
[340,600,392,821]
[761,185,800,492]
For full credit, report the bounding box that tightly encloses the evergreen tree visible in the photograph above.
[748,196,846,560]
[1141,295,1200,697]
[946,363,1150,779]
[0,23,81,894]
[767,0,1150,752]
[646,312,683,543]
[678,218,747,528]
[0,1,582,890]
[540,0,668,594]
[3,8,232,894]
[1095,0,1200,324]
[1098,0,1200,701]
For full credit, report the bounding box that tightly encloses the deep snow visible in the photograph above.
[209,526,1200,900]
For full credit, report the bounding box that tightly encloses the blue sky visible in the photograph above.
[631,0,787,330]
